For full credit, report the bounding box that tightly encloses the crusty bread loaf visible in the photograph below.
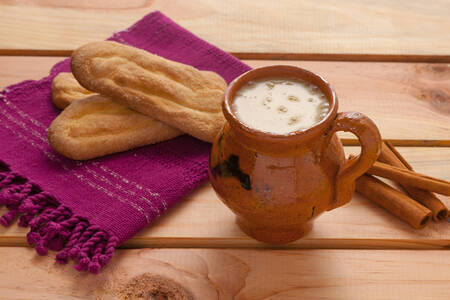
[52,72,94,109]
[71,41,227,142]
[48,94,182,160]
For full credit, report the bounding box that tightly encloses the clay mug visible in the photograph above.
[209,65,382,244]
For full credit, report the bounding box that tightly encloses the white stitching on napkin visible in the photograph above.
[1,95,164,213]
[0,106,151,223]
[91,162,167,210]
[83,166,161,216]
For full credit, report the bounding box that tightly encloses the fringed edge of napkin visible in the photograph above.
[0,163,118,274]
[0,59,119,274]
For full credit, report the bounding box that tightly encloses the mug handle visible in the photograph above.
[324,112,382,210]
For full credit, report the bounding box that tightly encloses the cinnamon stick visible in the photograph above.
[378,141,449,221]
[368,161,450,196]
[356,175,432,229]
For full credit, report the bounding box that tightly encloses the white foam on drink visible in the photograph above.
[232,78,329,135]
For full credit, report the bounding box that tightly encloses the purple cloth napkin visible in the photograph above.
[0,11,250,273]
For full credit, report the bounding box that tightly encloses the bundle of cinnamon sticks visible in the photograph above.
[355,141,449,229]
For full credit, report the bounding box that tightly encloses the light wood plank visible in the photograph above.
[1,57,449,144]
[0,147,448,249]
[0,248,449,299]
[0,56,60,88]
[0,1,449,60]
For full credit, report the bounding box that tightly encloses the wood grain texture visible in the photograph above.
[0,247,449,299]
[0,0,450,59]
[0,57,449,247]
[0,147,448,249]
[0,56,449,144]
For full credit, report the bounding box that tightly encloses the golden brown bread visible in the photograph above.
[70,41,227,142]
[52,72,94,109]
[48,95,182,160]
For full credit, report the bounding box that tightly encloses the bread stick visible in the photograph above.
[71,41,227,142]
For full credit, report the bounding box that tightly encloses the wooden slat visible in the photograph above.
[0,247,449,299]
[1,56,449,144]
[1,147,448,249]
[0,1,450,60]
[0,56,60,88]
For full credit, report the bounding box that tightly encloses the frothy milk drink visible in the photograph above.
[232,78,329,135]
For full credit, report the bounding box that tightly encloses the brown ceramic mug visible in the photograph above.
[209,65,381,244]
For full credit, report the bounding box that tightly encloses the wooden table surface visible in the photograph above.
[0,1,449,299]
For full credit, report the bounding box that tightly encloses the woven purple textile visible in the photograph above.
[0,11,250,273]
